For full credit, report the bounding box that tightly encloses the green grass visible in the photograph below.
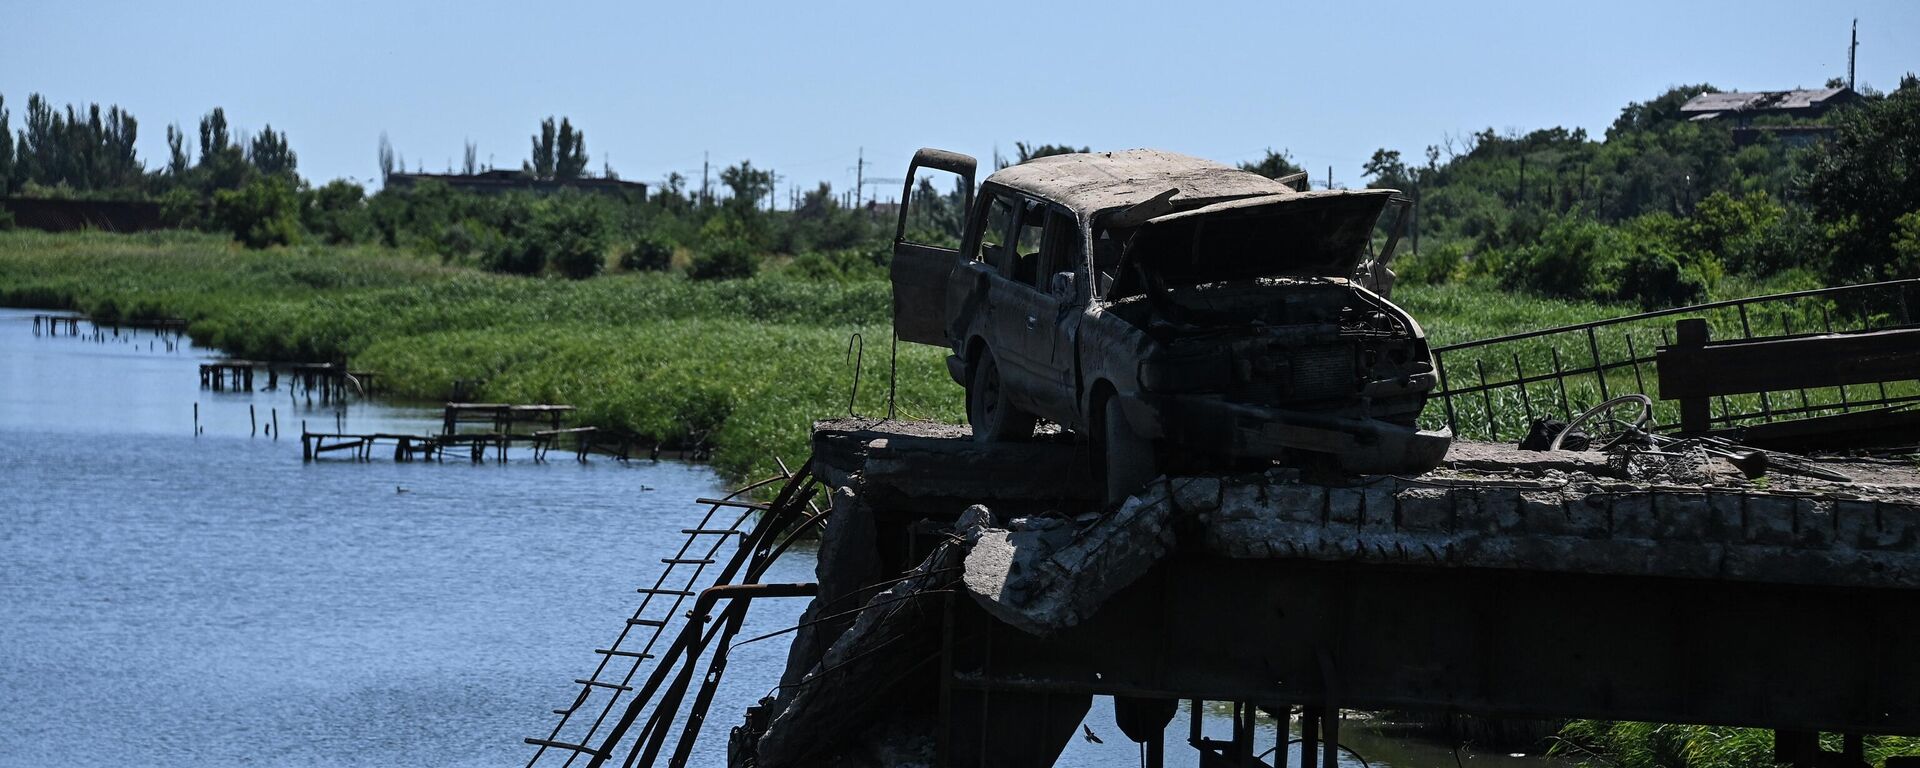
[0,229,1859,481]
[1554,721,1920,768]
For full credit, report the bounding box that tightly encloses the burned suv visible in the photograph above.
[889,148,1451,501]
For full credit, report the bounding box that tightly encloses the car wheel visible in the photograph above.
[1098,394,1158,505]
[968,348,1035,442]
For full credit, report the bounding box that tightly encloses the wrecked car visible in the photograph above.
[889,148,1452,501]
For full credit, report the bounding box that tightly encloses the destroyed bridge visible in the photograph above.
[522,278,1920,768]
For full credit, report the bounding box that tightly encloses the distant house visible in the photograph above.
[1679,87,1861,122]
[1678,87,1862,148]
[384,169,648,198]
[0,197,162,233]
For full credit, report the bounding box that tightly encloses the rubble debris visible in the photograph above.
[755,542,962,765]
[960,494,1176,636]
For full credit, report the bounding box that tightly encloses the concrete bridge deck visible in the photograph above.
[746,419,1920,766]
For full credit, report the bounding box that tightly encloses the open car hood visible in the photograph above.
[1106,189,1393,299]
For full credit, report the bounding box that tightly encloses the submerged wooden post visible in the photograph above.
[271,408,279,441]
[193,402,200,436]
[250,404,257,437]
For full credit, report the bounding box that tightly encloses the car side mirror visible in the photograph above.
[1049,271,1080,302]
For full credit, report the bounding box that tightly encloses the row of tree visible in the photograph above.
[1365,76,1920,303]
[0,94,297,200]
[6,81,1918,302]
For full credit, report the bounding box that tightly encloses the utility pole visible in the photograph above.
[1326,165,1332,190]
[701,151,710,209]
[855,147,865,209]
[1848,18,1858,91]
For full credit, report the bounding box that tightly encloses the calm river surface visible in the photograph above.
[0,307,1550,768]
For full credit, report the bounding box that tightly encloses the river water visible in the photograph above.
[0,307,1553,768]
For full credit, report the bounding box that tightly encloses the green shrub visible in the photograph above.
[484,240,544,275]
[1393,240,1467,286]
[535,196,611,279]
[689,237,757,280]
[787,246,888,282]
[1893,210,1920,279]
[158,187,205,229]
[301,180,374,245]
[619,234,675,272]
[212,176,301,248]
[1614,237,1708,308]
[434,218,507,266]
[0,207,13,231]
[1503,216,1621,301]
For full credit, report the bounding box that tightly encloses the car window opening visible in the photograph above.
[979,194,1017,273]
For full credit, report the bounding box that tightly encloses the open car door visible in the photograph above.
[890,148,976,346]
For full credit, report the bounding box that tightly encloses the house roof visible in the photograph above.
[1679,88,1855,116]
[985,149,1301,219]
[386,171,649,192]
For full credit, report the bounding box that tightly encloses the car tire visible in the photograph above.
[1098,394,1158,505]
[968,348,1034,442]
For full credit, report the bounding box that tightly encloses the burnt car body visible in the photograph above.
[890,148,1451,499]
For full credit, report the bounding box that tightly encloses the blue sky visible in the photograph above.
[5,0,1916,198]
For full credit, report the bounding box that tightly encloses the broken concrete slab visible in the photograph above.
[961,487,1177,636]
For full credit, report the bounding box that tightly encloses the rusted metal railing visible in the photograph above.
[1429,278,1920,442]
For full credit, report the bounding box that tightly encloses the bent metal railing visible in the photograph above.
[1426,278,1920,443]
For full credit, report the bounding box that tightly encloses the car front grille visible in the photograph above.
[1289,345,1356,401]
[1229,344,1355,404]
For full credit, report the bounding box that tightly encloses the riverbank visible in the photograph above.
[0,229,1803,484]
[0,230,963,481]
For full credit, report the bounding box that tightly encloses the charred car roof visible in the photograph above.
[989,149,1302,219]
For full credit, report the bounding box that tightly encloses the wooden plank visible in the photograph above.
[1658,327,1920,400]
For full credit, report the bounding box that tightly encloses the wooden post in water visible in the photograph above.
[193,402,199,436]
[272,408,279,441]
[249,404,257,437]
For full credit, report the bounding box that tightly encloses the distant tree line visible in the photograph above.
[6,79,1919,301]
[0,91,901,278]
[1366,76,1920,305]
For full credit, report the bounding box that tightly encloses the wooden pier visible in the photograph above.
[300,403,674,464]
[195,359,376,400]
[199,360,262,391]
[30,314,81,336]
[443,403,574,436]
[32,313,189,337]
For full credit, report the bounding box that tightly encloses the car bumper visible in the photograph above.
[1126,394,1453,474]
